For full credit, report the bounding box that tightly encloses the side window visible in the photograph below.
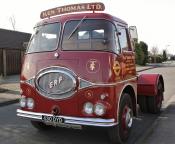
[118,26,129,51]
[114,29,120,54]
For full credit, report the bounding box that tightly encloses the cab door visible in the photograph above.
[117,25,136,80]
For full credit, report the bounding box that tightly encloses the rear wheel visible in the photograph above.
[31,121,53,130]
[108,93,133,144]
[138,95,148,113]
[147,82,163,113]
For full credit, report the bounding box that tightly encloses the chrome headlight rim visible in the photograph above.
[20,96,26,108]
[26,98,34,109]
[94,103,106,116]
[83,102,94,115]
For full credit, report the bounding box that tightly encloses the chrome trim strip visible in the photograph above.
[79,76,137,89]
[20,77,35,87]
[17,109,117,127]
[22,75,137,90]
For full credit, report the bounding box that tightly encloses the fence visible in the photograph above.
[0,48,24,76]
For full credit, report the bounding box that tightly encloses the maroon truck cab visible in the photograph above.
[17,3,164,144]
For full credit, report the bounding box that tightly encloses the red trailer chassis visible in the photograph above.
[17,3,164,144]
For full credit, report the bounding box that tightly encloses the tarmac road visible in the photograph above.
[137,66,175,144]
[138,66,175,106]
[0,66,174,144]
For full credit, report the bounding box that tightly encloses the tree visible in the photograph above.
[9,15,16,31]
[151,46,158,63]
[162,50,167,61]
[135,42,144,65]
[139,41,148,65]
[134,41,148,65]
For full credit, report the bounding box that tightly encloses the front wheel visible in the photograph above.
[108,93,133,144]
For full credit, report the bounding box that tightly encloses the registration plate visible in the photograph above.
[42,115,64,124]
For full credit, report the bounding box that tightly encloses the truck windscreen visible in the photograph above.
[62,19,119,53]
[27,23,61,53]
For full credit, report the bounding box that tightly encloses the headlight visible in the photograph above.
[94,103,106,116]
[27,98,34,109]
[20,97,26,108]
[83,102,93,114]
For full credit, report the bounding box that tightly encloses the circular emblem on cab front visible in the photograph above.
[86,59,100,73]
[35,67,77,99]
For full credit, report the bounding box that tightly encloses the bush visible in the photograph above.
[135,41,148,66]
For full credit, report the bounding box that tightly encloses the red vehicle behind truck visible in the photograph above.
[17,3,164,144]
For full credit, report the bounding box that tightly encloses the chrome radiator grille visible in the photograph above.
[35,67,77,99]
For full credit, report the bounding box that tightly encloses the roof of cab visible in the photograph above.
[37,12,127,27]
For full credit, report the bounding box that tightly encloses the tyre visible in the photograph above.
[138,95,148,113]
[147,82,163,114]
[108,93,133,144]
[31,121,53,130]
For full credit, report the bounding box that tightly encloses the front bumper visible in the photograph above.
[17,109,117,127]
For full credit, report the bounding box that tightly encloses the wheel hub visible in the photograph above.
[125,108,132,128]
[122,106,133,130]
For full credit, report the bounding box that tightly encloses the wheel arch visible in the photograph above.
[118,84,137,119]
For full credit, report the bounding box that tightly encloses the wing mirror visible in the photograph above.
[129,26,138,42]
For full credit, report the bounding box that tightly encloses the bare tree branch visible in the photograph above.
[9,15,16,31]
[151,46,159,63]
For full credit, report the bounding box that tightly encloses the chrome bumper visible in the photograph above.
[17,109,117,127]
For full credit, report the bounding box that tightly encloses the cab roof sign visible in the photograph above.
[40,2,105,19]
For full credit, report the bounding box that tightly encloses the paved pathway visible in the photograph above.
[0,75,20,106]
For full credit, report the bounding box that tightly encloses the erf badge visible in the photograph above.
[113,61,121,76]
[49,76,63,89]
[86,59,100,73]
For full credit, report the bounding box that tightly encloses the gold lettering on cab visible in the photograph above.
[40,3,105,19]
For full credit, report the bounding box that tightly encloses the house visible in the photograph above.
[0,29,31,76]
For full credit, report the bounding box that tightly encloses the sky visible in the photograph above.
[0,0,175,54]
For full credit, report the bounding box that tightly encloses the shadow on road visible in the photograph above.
[22,111,162,144]
[138,102,175,144]
[0,103,166,144]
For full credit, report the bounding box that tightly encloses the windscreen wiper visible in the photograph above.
[68,16,86,40]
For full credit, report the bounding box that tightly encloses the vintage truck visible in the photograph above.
[17,2,164,144]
